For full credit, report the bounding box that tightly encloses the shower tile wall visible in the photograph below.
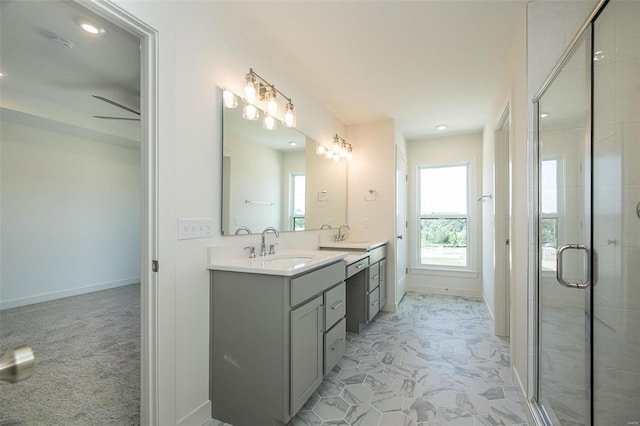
[592,1,640,425]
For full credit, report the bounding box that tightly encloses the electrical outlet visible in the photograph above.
[178,218,213,240]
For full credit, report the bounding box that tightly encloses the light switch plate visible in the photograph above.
[178,218,213,240]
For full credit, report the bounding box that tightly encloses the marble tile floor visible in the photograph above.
[209,293,533,426]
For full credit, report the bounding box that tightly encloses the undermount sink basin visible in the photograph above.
[209,250,348,276]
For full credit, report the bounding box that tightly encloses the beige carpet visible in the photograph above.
[0,284,140,425]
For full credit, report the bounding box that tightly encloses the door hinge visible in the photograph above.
[152,260,159,272]
[405,221,408,228]
[405,174,408,182]
[506,239,510,245]
[405,267,409,274]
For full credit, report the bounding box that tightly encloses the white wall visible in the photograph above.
[406,132,483,298]
[482,7,528,394]
[223,130,283,233]
[110,2,347,424]
[0,120,140,309]
[346,119,397,310]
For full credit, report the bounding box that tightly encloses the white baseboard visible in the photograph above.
[407,283,481,299]
[0,277,140,310]
[178,400,212,426]
[482,292,495,320]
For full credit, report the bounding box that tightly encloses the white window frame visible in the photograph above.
[540,156,563,273]
[414,161,478,275]
[289,173,305,231]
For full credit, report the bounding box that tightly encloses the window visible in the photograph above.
[541,159,559,271]
[418,164,469,268]
[291,174,305,231]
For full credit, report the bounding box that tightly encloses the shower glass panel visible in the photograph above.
[592,1,640,424]
[537,31,591,426]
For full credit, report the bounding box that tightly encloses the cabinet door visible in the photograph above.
[367,287,380,322]
[379,259,387,308]
[290,295,324,415]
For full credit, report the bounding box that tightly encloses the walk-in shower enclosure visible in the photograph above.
[532,0,640,424]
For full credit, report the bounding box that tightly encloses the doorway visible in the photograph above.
[0,0,158,423]
[532,0,640,424]
[495,107,512,338]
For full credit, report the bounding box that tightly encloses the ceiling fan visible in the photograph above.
[92,95,140,121]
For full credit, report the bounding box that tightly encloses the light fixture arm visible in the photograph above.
[248,68,293,105]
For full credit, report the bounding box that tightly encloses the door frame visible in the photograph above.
[494,105,512,339]
[82,1,159,423]
[395,146,408,309]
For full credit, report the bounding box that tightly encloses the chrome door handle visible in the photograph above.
[556,244,590,289]
[0,345,35,383]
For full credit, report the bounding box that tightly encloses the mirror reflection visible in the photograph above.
[221,90,347,235]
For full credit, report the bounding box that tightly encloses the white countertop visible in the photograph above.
[319,240,387,251]
[344,252,370,265]
[208,250,348,276]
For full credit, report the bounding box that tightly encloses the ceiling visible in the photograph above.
[0,1,527,141]
[217,1,527,140]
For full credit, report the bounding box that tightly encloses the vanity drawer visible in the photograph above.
[369,245,387,264]
[367,287,380,322]
[346,257,369,278]
[324,282,346,330]
[368,262,380,292]
[291,261,345,306]
[324,317,346,375]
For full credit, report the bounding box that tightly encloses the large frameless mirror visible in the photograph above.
[220,89,347,235]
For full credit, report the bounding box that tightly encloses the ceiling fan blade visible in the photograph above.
[93,115,141,121]
[92,95,140,116]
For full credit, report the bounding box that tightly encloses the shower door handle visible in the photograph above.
[556,244,590,289]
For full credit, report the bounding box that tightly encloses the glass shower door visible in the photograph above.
[537,30,591,426]
[592,1,640,424]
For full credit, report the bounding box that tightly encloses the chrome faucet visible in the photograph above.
[336,224,350,242]
[260,227,280,256]
[234,226,252,235]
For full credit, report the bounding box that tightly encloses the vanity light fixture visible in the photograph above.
[243,103,259,120]
[241,68,297,129]
[223,88,238,108]
[436,124,448,131]
[316,134,353,162]
[263,114,277,130]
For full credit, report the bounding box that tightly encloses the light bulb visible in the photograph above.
[263,115,277,130]
[283,102,296,128]
[333,136,341,152]
[333,153,340,162]
[243,104,259,120]
[316,144,326,156]
[266,88,278,116]
[347,145,353,161]
[244,73,257,104]
[325,150,333,160]
[222,89,238,108]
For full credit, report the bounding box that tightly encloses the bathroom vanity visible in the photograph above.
[208,251,347,425]
[320,241,388,333]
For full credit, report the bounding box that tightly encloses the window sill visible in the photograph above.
[410,267,479,279]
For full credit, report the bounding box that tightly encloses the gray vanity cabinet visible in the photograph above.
[210,260,345,426]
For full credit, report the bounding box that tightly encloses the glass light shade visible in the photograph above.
[263,114,277,130]
[266,89,278,116]
[325,149,333,160]
[332,138,341,152]
[332,153,340,162]
[242,103,259,120]
[222,89,238,108]
[283,102,296,128]
[316,144,326,156]
[244,74,257,104]
[347,151,353,161]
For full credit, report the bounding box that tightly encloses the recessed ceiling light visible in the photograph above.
[436,124,448,131]
[288,141,297,146]
[76,18,105,35]
[0,70,7,78]
[540,112,549,118]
